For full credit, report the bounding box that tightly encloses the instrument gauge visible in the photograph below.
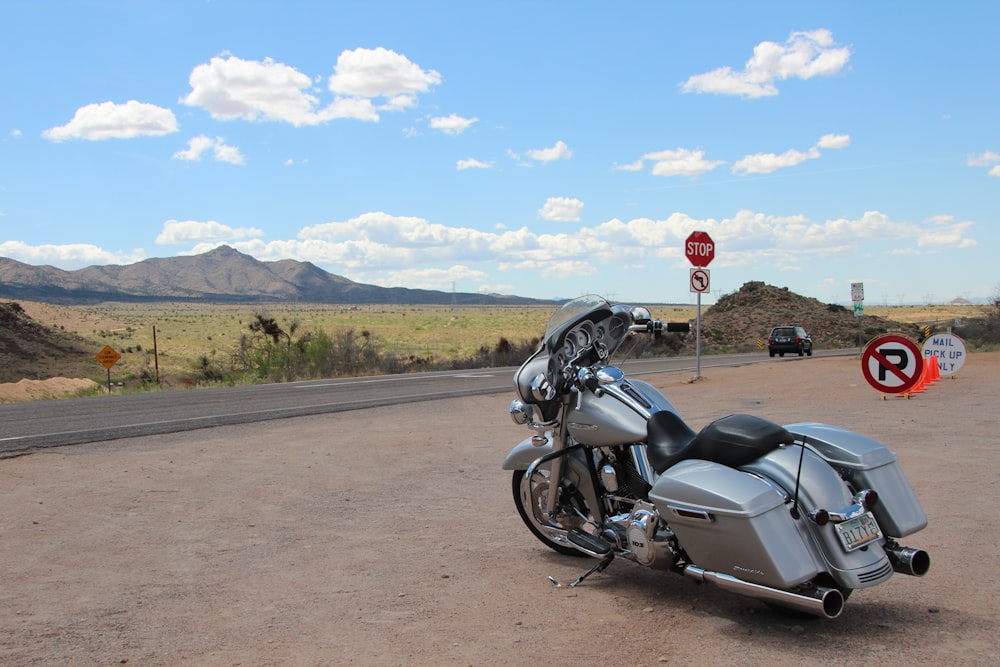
[608,315,627,340]
[563,337,577,358]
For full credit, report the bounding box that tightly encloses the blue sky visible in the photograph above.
[1,1,997,305]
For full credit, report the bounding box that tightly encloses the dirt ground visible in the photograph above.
[1,353,997,666]
[0,377,100,403]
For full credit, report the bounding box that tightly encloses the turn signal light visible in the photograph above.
[858,489,879,509]
[810,509,830,526]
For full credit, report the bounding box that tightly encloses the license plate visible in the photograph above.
[835,512,882,552]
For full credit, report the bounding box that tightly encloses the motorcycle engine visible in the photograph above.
[622,503,676,568]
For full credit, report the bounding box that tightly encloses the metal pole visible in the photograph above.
[153,325,160,385]
[695,292,702,379]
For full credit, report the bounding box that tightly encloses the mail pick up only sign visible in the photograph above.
[921,332,967,376]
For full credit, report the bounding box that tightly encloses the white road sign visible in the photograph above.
[690,268,710,293]
[921,332,967,376]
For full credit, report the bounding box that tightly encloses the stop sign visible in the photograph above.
[685,231,715,267]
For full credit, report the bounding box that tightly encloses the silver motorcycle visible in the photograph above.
[504,295,929,618]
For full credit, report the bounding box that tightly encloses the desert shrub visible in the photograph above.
[952,288,1000,350]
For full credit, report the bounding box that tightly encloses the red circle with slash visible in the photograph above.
[861,334,924,393]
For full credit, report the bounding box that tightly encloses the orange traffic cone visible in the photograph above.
[907,360,930,395]
[929,358,941,384]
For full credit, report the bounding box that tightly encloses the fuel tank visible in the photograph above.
[566,378,680,447]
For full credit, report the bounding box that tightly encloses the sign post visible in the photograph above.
[851,282,864,348]
[96,345,121,392]
[685,231,715,379]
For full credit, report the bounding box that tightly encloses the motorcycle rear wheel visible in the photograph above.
[511,469,590,557]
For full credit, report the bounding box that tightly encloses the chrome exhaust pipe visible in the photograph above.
[886,545,931,576]
[682,565,845,619]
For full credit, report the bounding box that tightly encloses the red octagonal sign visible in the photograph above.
[685,231,715,267]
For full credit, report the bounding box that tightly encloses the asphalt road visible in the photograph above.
[0,350,854,455]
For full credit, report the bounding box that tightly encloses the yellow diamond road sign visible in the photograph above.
[96,345,121,369]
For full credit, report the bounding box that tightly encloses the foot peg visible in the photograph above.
[567,528,612,557]
[547,530,614,587]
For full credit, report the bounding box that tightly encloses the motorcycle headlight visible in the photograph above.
[509,399,534,425]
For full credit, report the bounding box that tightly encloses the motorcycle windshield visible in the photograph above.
[544,294,610,342]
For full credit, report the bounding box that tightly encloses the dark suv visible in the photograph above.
[768,326,812,357]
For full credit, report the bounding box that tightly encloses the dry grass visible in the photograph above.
[9,300,984,385]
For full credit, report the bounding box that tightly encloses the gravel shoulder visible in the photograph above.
[1,353,997,666]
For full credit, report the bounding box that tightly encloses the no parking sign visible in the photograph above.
[861,334,924,394]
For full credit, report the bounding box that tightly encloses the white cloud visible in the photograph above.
[181,55,326,125]
[430,113,478,135]
[0,241,145,268]
[180,50,439,126]
[731,133,848,175]
[643,148,724,177]
[681,29,851,98]
[380,265,489,290]
[173,135,246,165]
[613,159,644,172]
[732,147,820,175]
[173,135,215,161]
[11,208,977,284]
[965,150,1000,167]
[524,140,572,162]
[211,140,246,165]
[539,197,584,222]
[457,158,492,170]
[9,129,22,138]
[42,100,178,141]
[155,219,264,245]
[328,47,442,100]
[818,133,851,149]
[967,149,1000,177]
[916,219,978,248]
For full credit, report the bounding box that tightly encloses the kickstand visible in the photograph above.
[547,552,615,588]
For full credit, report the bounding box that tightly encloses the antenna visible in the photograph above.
[790,436,808,520]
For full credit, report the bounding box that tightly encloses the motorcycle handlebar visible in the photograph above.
[629,320,692,334]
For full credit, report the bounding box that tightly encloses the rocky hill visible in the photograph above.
[0,246,548,306]
[696,281,921,351]
[0,302,96,382]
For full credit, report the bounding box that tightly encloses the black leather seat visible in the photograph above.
[647,412,794,474]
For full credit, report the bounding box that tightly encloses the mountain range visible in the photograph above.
[0,246,547,305]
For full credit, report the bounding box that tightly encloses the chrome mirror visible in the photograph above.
[630,306,651,324]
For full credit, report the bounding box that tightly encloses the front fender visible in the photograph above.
[501,435,552,470]
[502,436,601,517]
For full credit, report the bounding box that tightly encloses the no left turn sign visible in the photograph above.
[861,334,924,394]
[689,268,710,293]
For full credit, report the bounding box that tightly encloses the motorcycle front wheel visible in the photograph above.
[511,469,591,557]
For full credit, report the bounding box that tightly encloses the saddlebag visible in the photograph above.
[649,460,818,589]
[786,423,927,538]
